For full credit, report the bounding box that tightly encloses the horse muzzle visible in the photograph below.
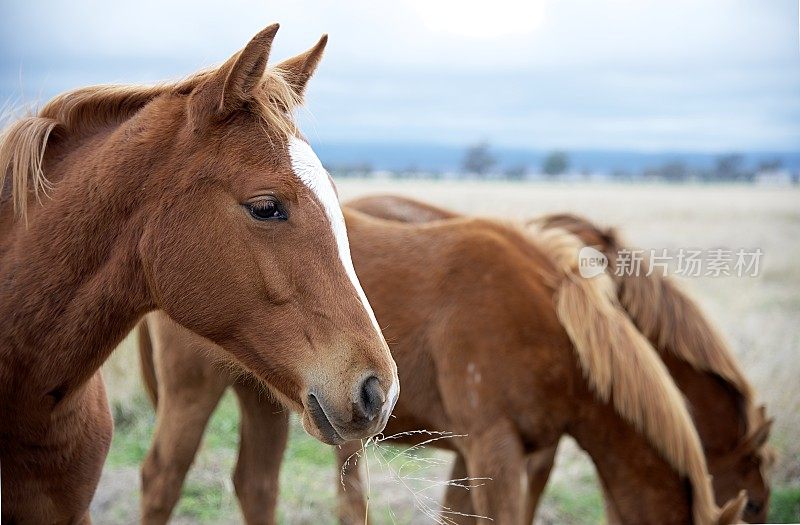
[301,374,399,445]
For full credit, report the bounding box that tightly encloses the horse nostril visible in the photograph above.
[355,375,384,422]
[745,500,763,516]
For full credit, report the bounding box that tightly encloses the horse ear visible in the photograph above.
[188,23,279,126]
[717,490,747,525]
[275,34,328,100]
[601,226,619,250]
[750,418,773,448]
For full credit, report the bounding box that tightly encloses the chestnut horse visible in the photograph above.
[346,195,774,523]
[138,207,745,524]
[0,26,399,524]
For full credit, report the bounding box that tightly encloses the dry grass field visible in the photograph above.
[94,180,800,523]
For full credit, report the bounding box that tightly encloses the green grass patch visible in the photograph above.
[175,480,229,522]
[769,485,800,523]
[106,393,156,466]
[107,391,243,467]
[283,420,336,468]
[276,420,338,524]
[203,393,241,450]
[540,480,605,524]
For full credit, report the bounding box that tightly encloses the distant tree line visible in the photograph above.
[328,141,795,184]
[458,143,788,182]
[460,143,571,178]
[642,155,787,182]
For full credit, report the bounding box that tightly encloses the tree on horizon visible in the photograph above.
[542,151,569,176]
[462,141,496,176]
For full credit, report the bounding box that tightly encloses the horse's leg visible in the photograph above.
[461,419,526,524]
[441,453,478,525]
[139,312,234,523]
[441,445,558,525]
[522,445,558,524]
[140,368,227,524]
[601,483,623,525]
[335,440,368,525]
[231,382,289,525]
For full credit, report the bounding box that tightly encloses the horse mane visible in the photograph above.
[523,223,721,524]
[535,213,758,435]
[0,66,300,222]
[617,270,756,413]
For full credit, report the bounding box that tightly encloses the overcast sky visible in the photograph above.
[1,0,798,151]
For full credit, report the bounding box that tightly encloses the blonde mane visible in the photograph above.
[533,214,758,436]
[523,224,722,524]
[615,267,757,425]
[0,66,300,222]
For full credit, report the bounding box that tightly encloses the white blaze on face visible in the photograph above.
[287,136,384,338]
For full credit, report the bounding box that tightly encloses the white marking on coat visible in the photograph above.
[289,136,400,419]
[287,136,383,336]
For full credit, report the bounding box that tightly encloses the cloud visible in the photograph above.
[1,0,798,150]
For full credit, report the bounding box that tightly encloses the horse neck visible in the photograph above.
[569,393,694,524]
[660,352,746,457]
[0,123,155,412]
[613,270,750,461]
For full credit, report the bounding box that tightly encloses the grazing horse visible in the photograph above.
[346,194,773,523]
[0,26,399,524]
[138,207,745,524]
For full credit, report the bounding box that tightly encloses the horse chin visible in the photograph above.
[301,395,346,445]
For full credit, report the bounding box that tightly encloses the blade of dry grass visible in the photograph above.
[340,430,493,524]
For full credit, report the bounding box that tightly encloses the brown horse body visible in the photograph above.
[139,205,745,524]
[349,195,774,523]
[0,27,398,523]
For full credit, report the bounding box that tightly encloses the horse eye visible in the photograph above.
[247,199,287,221]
